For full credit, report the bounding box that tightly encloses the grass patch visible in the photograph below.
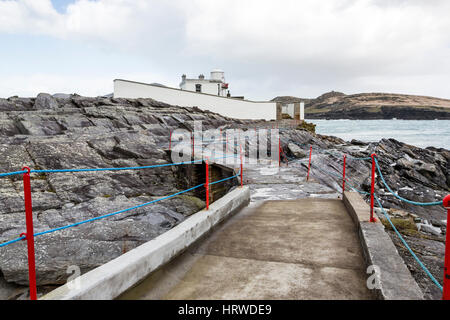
[381,217,419,236]
[296,121,316,133]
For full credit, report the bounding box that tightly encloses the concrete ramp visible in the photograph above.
[119,198,373,300]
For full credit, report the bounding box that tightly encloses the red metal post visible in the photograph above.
[307,146,312,181]
[442,195,450,300]
[370,154,377,222]
[240,145,243,187]
[22,167,37,300]
[342,155,347,195]
[205,158,209,210]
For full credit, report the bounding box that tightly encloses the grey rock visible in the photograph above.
[34,93,59,110]
[0,95,448,298]
[287,143,307,158]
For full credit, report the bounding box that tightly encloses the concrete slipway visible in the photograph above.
[43,163,423,300]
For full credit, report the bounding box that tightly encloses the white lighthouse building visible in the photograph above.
[180,69,229,97]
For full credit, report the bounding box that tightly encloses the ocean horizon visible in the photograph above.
[309,119,450,150]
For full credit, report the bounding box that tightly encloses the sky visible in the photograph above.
[0,0,449,100]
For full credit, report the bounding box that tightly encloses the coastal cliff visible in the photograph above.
[0,93,448,299]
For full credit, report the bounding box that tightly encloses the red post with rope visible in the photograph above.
[442,195,450,300]
[342,155,347,195]
[370,153,377,222]
[307,146,312,181]
[240,144,243,187]
[22,166,37,300]
[205,158,209,210]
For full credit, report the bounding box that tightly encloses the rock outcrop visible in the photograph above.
[0,93,448,299]
[0,94,259,291]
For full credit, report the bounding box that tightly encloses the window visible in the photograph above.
[195,84,202,93]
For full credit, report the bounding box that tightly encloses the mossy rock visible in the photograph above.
[296,121,316,134]
[381,217,418,234]
[178,195,206,211]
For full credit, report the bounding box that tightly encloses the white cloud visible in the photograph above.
[1,0,450,99]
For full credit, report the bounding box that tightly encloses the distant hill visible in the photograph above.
[272,91,450,119]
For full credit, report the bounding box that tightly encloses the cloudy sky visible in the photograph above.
[0,0,449,100]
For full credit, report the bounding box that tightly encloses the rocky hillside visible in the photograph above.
[272,91,450,119]
[0,93,448,300]
[0,94,260,299]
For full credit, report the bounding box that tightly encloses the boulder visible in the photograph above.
[287,143,308,158]
[33,93,59,110]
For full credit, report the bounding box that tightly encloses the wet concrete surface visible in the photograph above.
[119,163,372,300]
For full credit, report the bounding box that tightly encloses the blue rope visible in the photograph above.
[33,183,206,238]
[374,157,443,207]
[346,181,370,195]
[32,159,204,174]
[0,155,239,178]
[0,236,26,248]
[0,183,205,247]
[0,170,27,177]
[0,168,241,248]
[374,195,443,291]
[209,173,240,186]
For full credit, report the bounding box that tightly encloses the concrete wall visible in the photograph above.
[114,79,276,121]
[343,191,424,300]
[41,186,251,300]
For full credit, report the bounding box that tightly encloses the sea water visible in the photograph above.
[308,120,450,150]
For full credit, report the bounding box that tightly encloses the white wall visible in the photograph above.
[114,79,276,121]
[181,81,224,96]
[300,102,305,121]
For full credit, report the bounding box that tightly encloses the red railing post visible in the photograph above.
[342,155,347,195]
[205,158,209,210]
[240,145,243,187]
[307,146,312,181]
[22,166,37,300]
[442,195,450,300]
[370,153,377,222]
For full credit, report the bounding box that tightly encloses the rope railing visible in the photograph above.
[0,183,208,249]
[0,155,242,178]
[300,143,448,295]
[1,133,448,299]
[0,147,245,300]
[374,157,443,207]
[374,194,443,291]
